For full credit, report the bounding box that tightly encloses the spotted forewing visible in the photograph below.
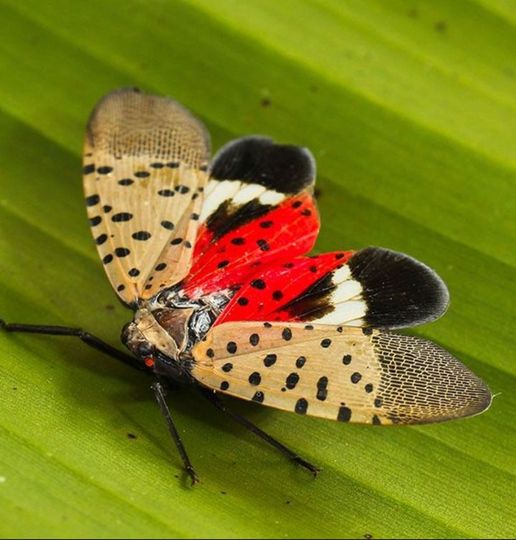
[192,322,491,424]
[83,88,210,305]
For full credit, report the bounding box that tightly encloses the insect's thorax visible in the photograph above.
[121,291,230,382]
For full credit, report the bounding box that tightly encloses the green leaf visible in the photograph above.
[0,0,514,537]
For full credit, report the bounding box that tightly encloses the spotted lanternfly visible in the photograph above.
[1,88,492,484]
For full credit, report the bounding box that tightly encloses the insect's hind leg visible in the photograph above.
[200,388,320,477]
[0,319,143,372]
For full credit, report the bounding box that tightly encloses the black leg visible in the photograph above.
[0,319,144,372]
[201,388,320,477]
[152,381,199,486]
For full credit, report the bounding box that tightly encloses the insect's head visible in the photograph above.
[121,308,182,377]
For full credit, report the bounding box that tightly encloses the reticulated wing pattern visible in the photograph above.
[83,88,210,305]
[191,322,491,425]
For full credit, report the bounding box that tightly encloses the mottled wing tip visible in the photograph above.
[373,333,492,424]
[349,247,450,329]
[85,87,211,167]
[210,136,316,193]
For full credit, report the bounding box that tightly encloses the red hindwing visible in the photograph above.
[182,193,319,297]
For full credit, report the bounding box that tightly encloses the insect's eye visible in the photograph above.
[137,342,153,358]
[120,322,132,345]
[144,357,155,368]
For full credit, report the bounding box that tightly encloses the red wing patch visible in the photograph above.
[182,193,319,297]
[215,251,353,324]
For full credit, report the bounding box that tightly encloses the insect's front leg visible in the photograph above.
[152,379,199,485]
[0,319,143,372]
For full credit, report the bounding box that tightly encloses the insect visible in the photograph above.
[1,88,491,484]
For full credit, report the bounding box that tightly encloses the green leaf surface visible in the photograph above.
[0,1,514,538]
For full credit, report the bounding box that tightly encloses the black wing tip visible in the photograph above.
[210,136,316,193]
[349,247,450,329]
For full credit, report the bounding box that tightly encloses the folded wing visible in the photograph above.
[191,322,491,425]
[83,88,210,305]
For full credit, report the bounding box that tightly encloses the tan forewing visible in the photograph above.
[191,322,491,425]
[83,88,210,304]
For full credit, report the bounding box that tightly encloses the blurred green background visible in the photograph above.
[0,1,514,538]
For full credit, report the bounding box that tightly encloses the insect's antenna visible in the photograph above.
[151,380,199,486]
[0,319,144,372]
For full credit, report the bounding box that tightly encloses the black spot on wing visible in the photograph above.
[112,212,133,222]
[210,136,315,193]
[316,376,328,401]
[85,194,100,207]
[226,342,237,354]
[337,406,352,422]
[249,372,262,385]
[158,189,175,197]
[118,178,134,186]
[132,231,151,241]
[342,354,352,365]
[295,398,308,415]
[285,372,299,389]
[115,247,130,257]
[263,354,277,367]
[252,391,264,403]
[272,290,284,301]
[348,247,450,329]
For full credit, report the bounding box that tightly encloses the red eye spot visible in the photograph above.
[144,357,155,368]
